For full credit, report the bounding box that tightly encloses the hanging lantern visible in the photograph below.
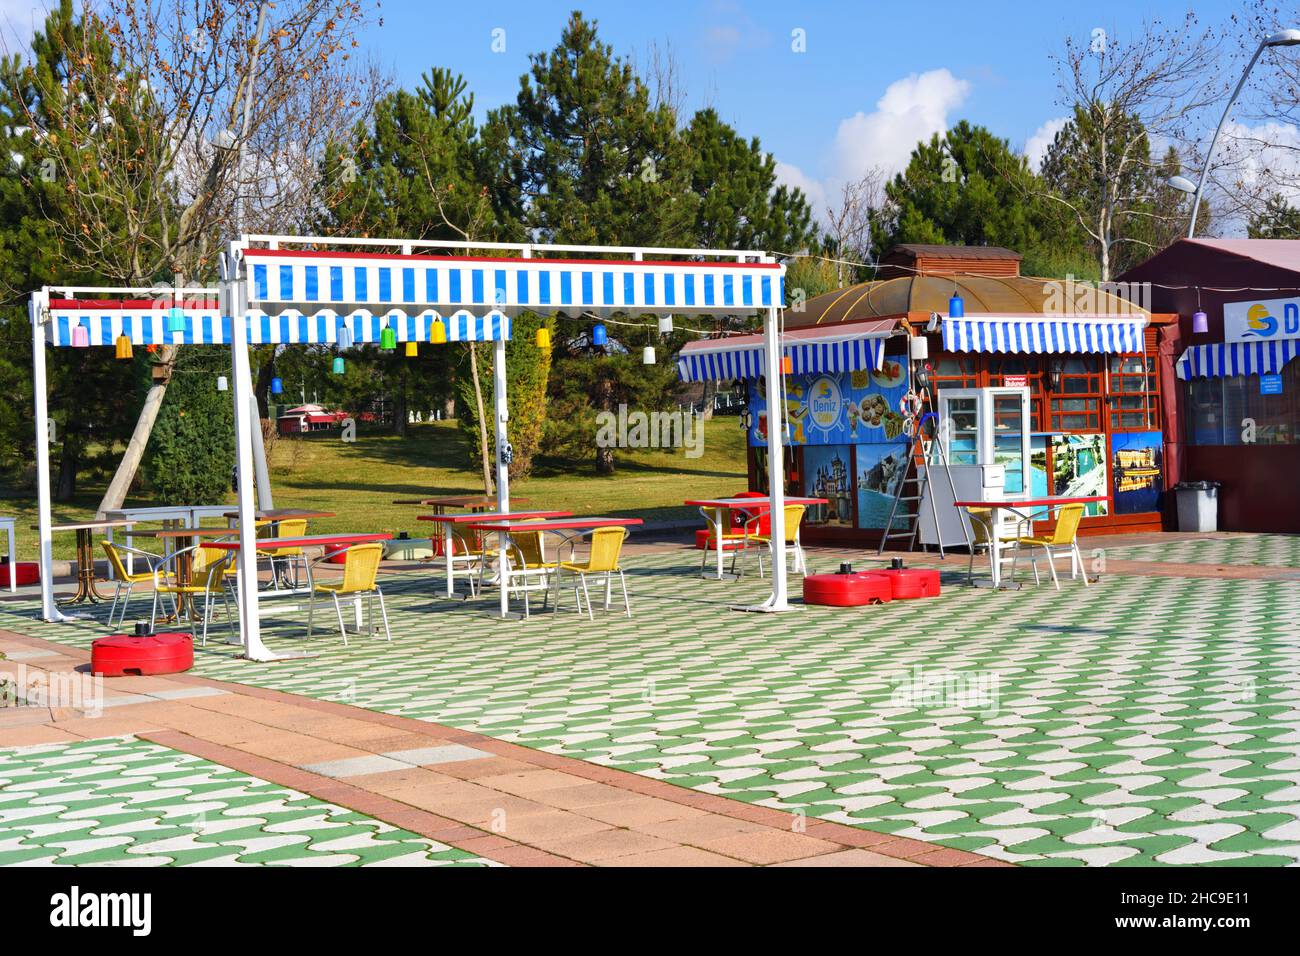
[379,323,397,351]
[658,315,674,334]
[166,306,186,333]
[948,293,965,318]
[270,376,283,395]
[642,346,656,365]
[70,321,89,348]
[115,332,133,360]
[430,318,448,344]
[535,326,551,349]
[405,341,418,358]
[1192,310,1208,334]
[216,375,228,392]
[591,322,608,347]
[332,356,345,375]
[781,355,793,375]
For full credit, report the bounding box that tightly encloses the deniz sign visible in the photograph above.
[1223,297,1300,343]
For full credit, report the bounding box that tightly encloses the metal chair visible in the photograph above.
[698,507,756,576]
[1008,503,1090,590]
[745,504,808,577]
[501,521,558,619]
[101,540,163,628]
[307,543,391,645]
[256,518,308,589]
[151,544,237,645]
[552,527,630,620]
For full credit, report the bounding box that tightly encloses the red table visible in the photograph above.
[951,495,1107,588]
[684,497,828,580]
[467,517,644,618]
[419,510,571,598]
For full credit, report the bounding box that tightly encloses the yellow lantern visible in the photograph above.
[535,326,551,349]
[114,333,133,360]
[405,341,418,357]
[430,318,448,344]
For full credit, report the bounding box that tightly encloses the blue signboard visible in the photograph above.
[746,361,910,447]
[1260,373,1284,395]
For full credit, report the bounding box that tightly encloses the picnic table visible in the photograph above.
[685,497,828,580]
[221,508,336,522]
[393,495,530,513]
[35,519,134,606]
[952,495,1107,589]
[419,510,571,598]
[0,516,15,592]
[468,516,643,619]
[102,504,233,577]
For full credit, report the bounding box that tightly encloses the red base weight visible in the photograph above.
[873,567,941,599]
[802,572,893,607]
[0,561,39,586]
[91,634,194,677]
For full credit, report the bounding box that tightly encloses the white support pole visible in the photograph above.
[226,256,271,660]
[493,336,509,515]
[249,390,273,508]
[761,304,790,611]
[30,291,63,622]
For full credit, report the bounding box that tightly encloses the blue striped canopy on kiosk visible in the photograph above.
[942,315,1148,354]
[1175,337,1300,379]
[677,319,896,383]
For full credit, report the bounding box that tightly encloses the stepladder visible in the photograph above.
[877,394,968,558]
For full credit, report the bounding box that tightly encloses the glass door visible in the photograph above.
[991,389,1031,493]
[939,391,981,465]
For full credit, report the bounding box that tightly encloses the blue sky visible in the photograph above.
[365,0,1243,215]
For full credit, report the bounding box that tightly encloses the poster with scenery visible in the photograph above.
[1111,432,1164,515]
[1029,435,1049,498]
[855,443,910,528]
[802,444,854,527]
[1051,433,1109,515]
[747,362,910,448]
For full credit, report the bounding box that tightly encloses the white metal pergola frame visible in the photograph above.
[30,235,795,660]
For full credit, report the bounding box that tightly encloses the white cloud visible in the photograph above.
[774,68,970,227]
[1024,116,1068,173]
[828,68,971,184]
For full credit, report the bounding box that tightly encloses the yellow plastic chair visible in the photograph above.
[150,544,237,645]
[101,540,163,628]
[502,519,558,618]
[1008,503,1090,590]
[553,526,630,620]
[307,543,391,645]
[746,504,808,577]
[256,518,308,589]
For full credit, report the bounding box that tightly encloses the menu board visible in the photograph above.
[746,360,911,447]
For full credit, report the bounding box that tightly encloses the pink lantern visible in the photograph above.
[71,322,89,348]
[1192,310,1208,334]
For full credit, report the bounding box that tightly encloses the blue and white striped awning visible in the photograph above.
[242,250,782,318]
[45,303,510,346]
[1176,337,1300,379]
[677,322,893,383]
[943,315,1147,354]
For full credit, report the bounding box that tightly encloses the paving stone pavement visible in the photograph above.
[0,735,497,866]
[2,534,1299,867]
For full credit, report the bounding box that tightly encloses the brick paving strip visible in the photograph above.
[0,628,1006,868]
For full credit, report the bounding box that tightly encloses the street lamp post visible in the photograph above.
[1169,29,1300,237]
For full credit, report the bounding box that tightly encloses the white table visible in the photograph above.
[684,497,828,580]
[0,516,16,592]
[953,495,1107,589]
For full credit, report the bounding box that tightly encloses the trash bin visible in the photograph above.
[1174,481,1220,532]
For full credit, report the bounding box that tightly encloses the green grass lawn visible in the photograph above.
[2,418,749,561]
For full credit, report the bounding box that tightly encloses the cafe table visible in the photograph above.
[418,510,571,598]
[951,495,1108,589]
[393,494,530,513]
[205,532,392,636]
[35,519,134,606]
[221,508,336,522]
[684,497,829,580]
[467,516,643,619]
[102,505,233,577]
[126,526,237,620]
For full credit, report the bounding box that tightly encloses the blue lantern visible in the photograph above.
[166,306,186,333]
[270,376,283,395]
[948,293,964,318]
[338,326,353,349]
[591,322,608,347]
[332,356,345,375]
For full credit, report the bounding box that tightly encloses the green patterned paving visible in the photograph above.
[2,535,1299,867]
[0,736,496,866]
[1096,533,1300,568]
